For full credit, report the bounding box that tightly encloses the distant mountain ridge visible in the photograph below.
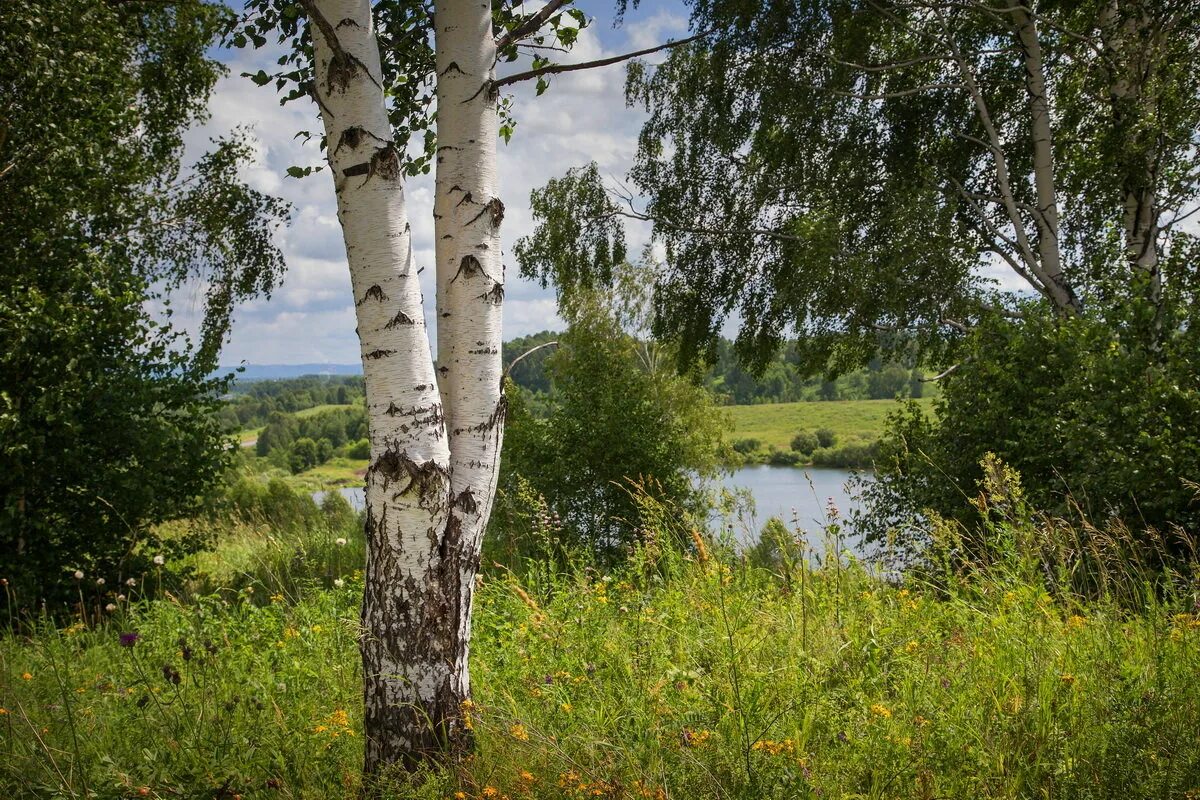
[220,363,363,381]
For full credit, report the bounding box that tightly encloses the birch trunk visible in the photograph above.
[431,0,506,727]
[306,0,474,776]
[1100,1,1163,312]
[1013,3,1080,313]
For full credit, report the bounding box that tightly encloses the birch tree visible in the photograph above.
[232,0,704,776]
[519,0,1200,372]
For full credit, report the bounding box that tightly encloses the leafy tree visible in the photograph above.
[0,0,287,610]
[864,310,1200,558]
[499,292,726,561]
[526,1,1200,370]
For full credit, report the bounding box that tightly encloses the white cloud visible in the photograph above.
[182,3,687,366]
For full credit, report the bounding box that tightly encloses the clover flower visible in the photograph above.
[73,570,84,581]
[152,555,165,566]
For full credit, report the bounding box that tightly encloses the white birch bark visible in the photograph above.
[1100,1,1162,311]
[432,0,506,710]
[1013,3,1079,313]
[305,0,470,775]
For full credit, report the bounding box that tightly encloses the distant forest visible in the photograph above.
[504,331,929,406]
[219,333,928,435]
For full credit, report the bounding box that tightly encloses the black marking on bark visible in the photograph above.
[364,349,397,360]
[367,144,402,182]
[383,309,416,328]
[452,488,479,515]
[467,347,499,355]
[450,255,483,284]
[356,284,389,306]
[439,61,465,76]
[478,281,504,305]
[344,161,370,177]
[372,448,450,495]
[465,196,505,229]
[458,395,508,435]
[455,191,475,207]
[438,365,450,375]
[335,17,361,28]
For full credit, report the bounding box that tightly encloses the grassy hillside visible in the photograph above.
[3,494,1197,798]
[728,398,935,450]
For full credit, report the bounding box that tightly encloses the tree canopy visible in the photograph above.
[0,0,288,608]
[520,0,1200,372]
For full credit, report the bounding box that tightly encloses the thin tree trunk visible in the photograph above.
[431,0,506,743]
[1099,1,1163,329]
[1013,2,1080,313]
[306,0,470,777]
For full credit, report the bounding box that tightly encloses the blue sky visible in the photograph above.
[188,1,690,365]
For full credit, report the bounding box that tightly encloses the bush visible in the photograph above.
[865,311,1200,560]
[790,429,820,455]
[767,447,803,466]
[346,438,370,460]
[811,440,878,469]
[815,427,837,448]
[731,437,762,454]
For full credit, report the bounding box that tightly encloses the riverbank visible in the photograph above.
[723,398,934,468]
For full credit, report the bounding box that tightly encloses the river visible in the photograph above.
[316,465,867,553]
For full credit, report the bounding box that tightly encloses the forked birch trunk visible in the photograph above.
[431,0,506,730]
[306,0,487,776]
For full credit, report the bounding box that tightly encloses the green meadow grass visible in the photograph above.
[3,515,1198,799]
[727,398,935,450]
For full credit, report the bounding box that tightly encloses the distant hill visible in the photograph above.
[220,363,362,381]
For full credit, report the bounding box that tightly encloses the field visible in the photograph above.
[727,398,935,450]
[3,490,1198,799]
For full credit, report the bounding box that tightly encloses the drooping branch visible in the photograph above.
[493,30,712,90]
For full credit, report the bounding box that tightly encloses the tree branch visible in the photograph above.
[496,0,572,51]
[504,340,559,381]
[493,30,711,90]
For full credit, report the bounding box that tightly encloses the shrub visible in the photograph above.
[346,438,370,460]
[865,311,1200,560]
[767,447,802,466]
[790,430,820,455]
[731,437,762,454]
[815,427,837,448]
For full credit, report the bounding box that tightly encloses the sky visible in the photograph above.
[187,1,689,366]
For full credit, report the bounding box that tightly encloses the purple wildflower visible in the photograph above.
[119,632,139,648]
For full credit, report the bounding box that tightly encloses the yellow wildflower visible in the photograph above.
[509,723,529,741]
[21,672,32,681]
[1060,673,1075,685]
[518,771,535,783]
[310,625,322,634]
[481,787,499,798]
[904,640,920,654]
[560,702,573,713]
[870,703,892,719]
[1067,614,1086,629]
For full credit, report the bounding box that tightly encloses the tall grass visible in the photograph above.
[1,477,1198,798]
